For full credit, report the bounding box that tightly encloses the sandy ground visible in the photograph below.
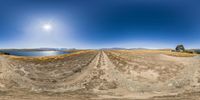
[0,50,200,100]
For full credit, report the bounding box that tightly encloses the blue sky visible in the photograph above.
[0,0,199,49]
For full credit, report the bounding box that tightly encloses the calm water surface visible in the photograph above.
[0,50,69,56]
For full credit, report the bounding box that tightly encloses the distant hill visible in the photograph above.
[128,48,149,50]
[0,48,76,51]
[100,48,127,50]
[100,48,148,50]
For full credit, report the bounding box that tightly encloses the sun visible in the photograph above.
[42,23,52,31]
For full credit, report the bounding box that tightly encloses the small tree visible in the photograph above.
[175,45,185,52]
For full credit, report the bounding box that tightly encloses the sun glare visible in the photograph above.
[43,23,52,31]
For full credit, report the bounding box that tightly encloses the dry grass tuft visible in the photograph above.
[113,50,198,57]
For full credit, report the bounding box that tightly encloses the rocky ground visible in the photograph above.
[0,50,200,100]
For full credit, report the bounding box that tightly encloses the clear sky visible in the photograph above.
[0,0,199,49]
